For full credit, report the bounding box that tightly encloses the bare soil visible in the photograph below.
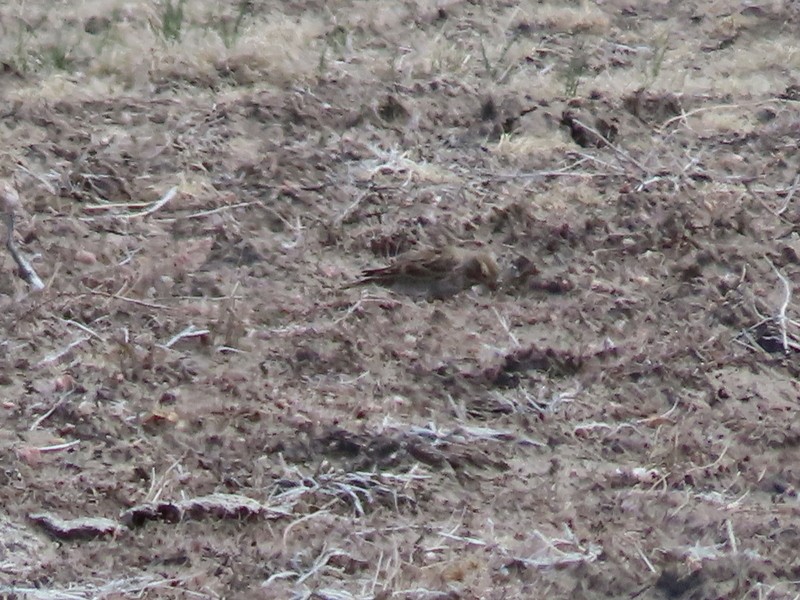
[2,1,800,598]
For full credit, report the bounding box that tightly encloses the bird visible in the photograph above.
[348,246,500,300]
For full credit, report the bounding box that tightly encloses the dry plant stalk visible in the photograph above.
[28,512,122,541]
[0,179,44,290]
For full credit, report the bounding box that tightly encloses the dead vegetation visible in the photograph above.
[2,0,800,598]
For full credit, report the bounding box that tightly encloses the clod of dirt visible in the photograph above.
[779,84,800,101]
[406,440,448,468]
[702,33,739,52]
[83,15,111,34]
[368,229,419,257]
[500,254,539,289]
[655,568,704,598]
[309,427,408,469]
[480,97,499,121]
[751,320,793,354]
[498,344,584,377]
[0,178,20,212]
[478,95,536,139]
[763,477,797,497]
[755,107,777,123]
[316,427,370,458]
[29,512,123,541]
[120,493,288,529]
[377,95,410,124]
[279,421,516,477]
[475,342,616,388]
[501,255,573,296]
[0,61,24,79]
[526,276,574,294]
[623,88,683,124]
[560,110,618,147]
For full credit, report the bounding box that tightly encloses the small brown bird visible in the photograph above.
[349,247,500,300]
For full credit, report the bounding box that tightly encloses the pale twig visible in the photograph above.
[0,588,86,600]
[216,346,246,354]
[118,247,142,266]
[520,524,602,567]
[658,98,800,131]
[1,575,213,600]
[569,151,627,174]
[743,180,795,222]
[90,291,172,310]
[261,206,306,249]
[726,519,738,554]
[636,398,679,426]
[60,318,106,342]
[282,215,304,249]
[487,170,604,180]
[390,588,455,598]
[119,186,178,219]
[282,510,332,547]
[685,439,731,475]
[155,201,255,222]
[573,420,637,436]
[437,531,488,546]
[162,324,210,349]
[446,393,468,420]
[777,175,800,215]
[476,157,595,180]
[30,391,74,430]
[262,571,298,587]
[83,200,151,212]
[370,551,384,596]
[296,545,351,585]
[36,440,80,453]
[571,118,650,175]
[146,453,186,503]
[632,541,656,573]
[334,190,370,226]
[633,176,664,192]
[15,163,57,195]
[36,336,90,368]
[492,307,520,347]
[3,212,44,290]
[769,261,792,354]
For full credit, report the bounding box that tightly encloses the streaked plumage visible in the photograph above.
[350,247,499,300]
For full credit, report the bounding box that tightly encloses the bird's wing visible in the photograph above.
[363,248,460,282]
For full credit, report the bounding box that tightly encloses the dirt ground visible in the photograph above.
[1,0,800,598]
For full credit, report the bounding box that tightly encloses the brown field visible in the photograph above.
[2,0,800,598]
